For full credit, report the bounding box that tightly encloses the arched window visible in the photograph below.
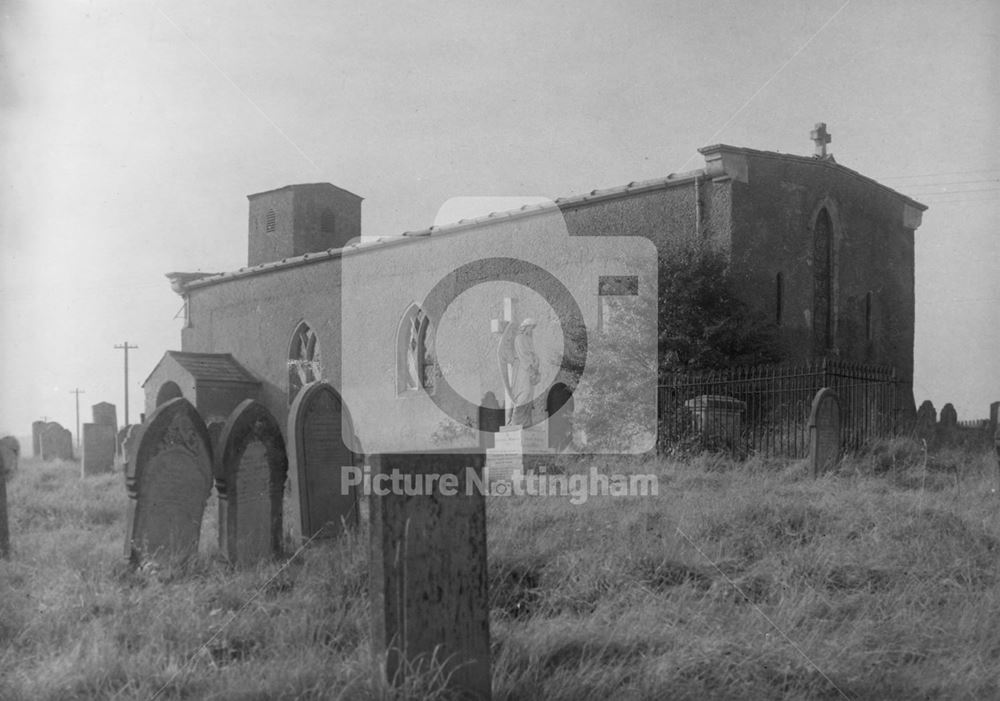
[288,322,322,403]
[865,291,873,341]
[397,305,436,393]
[812,208,834,352]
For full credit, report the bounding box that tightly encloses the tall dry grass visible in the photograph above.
[1,440,998,700]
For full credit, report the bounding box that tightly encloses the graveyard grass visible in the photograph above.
[2,442,999,700]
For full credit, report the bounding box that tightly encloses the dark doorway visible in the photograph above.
[546,383,574,452]
[155,381,183,407]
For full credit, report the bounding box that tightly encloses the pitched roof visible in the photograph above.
[697,144,928,210]
[142,351,260,387]
[171,145,928,293]
[171,169,708,292]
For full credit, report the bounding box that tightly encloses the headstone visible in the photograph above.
[994,422,1000,487]
[478,392,502,450]
[915,400,937,438]
[0,451,10,560]
[546,384,574,452]
[370,452,490,700]
[115,425,130,460]
[41,422,73,461]
[808,388,841,477]
[81,423,116,476]
[939,403,958,428]
[485,425,548,484]
[684,394,746,447]
[287,382,358,542]
[32,420,44,457]
[92,402,118,429]
[0,437,19,475]
[121,424,141,475]
[215,400,288,565]
[124,398,213,567]
[0,448,8,559]
[206,421,225,457]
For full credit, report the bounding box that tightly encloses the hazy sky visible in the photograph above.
[1,0,997,437]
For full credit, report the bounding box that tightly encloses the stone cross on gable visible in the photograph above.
[811,122,832,158]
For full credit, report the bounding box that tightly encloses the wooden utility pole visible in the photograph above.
[69,388,85,448]
[114,342,138,426]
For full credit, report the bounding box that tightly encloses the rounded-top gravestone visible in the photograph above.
[286,381,358,542]
[0,437,19,476]
[0,448,8,558]
[939,403,958,428]
[124,398,213,567]
[215,400,288,565]
[809,387,841,477]
[41,422,73,461]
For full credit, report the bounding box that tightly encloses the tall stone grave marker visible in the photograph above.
[32,420,44,457]
[215,400,288,565]
[121,424,141,475]
[41,422,73,461]
[287,382,358,542]
[915,400,937,440]
[939,403,958,428]
[82,423,116,476]
[114,425,132,470]
[0,447,9,558]
[370,452,491,700]
[124,398,213,567]
[92,402,118,429]
[809,388,841,477]
[0,437,19,475]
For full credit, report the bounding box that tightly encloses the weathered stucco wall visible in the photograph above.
[181,196,661,453]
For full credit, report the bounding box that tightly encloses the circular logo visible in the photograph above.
[419,257,587,431]
[491,480,511,496]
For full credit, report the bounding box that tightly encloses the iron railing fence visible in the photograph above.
[657,360,901,457]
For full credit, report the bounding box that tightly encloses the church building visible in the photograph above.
[143,125,926,457]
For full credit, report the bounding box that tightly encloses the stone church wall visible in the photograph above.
[728,151,917,407]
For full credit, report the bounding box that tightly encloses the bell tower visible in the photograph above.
[247,182,363,266]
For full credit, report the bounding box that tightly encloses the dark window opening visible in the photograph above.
[266,209,276,233]
[775,272,784,326]
[320,208,336,233]
[865,291,873,341]
[813,208,834,351]
[156,381,183,407]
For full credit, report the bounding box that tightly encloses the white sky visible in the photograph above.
[1,0,998,437]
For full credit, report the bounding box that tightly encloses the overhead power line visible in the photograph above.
[914,187,1000,197]
[904,178,1000,190]
[879,168,1000,180]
